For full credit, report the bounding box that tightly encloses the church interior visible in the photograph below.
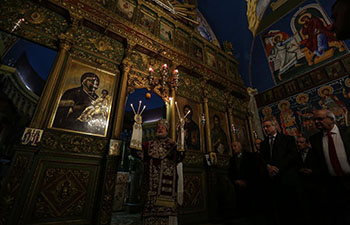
[0,0,349,224]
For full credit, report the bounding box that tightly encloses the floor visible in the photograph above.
[111,211,254,225]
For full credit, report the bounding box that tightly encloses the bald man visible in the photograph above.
[309,109,350,225]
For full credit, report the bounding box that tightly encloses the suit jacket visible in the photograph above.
[260,132,301,185]
[309,126,350,176]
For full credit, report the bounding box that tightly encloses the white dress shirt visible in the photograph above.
[322,125,350,176]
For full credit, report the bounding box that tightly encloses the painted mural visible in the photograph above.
[259,75,350,138]
[261,2,347,85]
[116,0,135,21]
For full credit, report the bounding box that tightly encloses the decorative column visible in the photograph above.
[113,46,134,139]
[228,107,236,142]
[202,88,212,153]
[170,87,176,141]
[30,17,80,128]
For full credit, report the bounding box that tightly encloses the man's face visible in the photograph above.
[184,106,191,120]
[262,121,277,136]
[232,141,242,155]
[255,139,262,150]
[156,124,168,138]
[332,1,350,40]
[313,110,334,132]
[296,137,308,152]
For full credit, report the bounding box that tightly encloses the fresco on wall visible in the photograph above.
[210,111,230,155]
[116,0,135,20]
[160,20,174,42]
[139,10,156,33]
[206,50,216,68]
[261,3,347,85]
[259,75,350,138]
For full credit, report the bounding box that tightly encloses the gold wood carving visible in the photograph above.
[183,151,204,167]
[99,157,118,225]
[41,130,107,155]
[45,0,244,90]
[32,168,90,220]
[216,154,231,169]
[0,153,32,225]
[127,69,170,102]
[25,10,46,25]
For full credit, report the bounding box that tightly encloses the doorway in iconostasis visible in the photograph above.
[0,30,57,185]
[112,88,166,224]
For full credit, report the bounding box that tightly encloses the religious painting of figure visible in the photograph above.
[175,96,201,151]
[295,5,345,66]
[261,3,347,85]
[50,59,116,137]
[295,93,318,138]
[232,116,251,152]
[139,11,156,33]
[318,85,347,126]
[325,61,344,79]
[116,0,135,21]
[192,43,203,62]
[217,55,226,72]
[210,111,230,155]
[175,29,189,53]
[206,50,216,68]
[278,100,299,136]
[263,30,303,82]
[159,20,174,42]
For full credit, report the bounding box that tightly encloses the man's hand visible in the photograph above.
[299,168,312,175]
[234,179,247,189]
[267,164,279,177]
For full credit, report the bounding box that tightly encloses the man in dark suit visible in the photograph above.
[228,141,250,217]
[296,135,323,225]
[260,119,302,225]
[309,109,350,225]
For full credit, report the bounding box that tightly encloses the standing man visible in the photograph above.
[228,141,249,217]
[260,119,302,225]
[331,0,350,41]
[141,119,184,225]
[309,109,350,225]
[296,135,322,225]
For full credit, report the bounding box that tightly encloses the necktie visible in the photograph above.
[327,132,343,176]
[269,136,275,159]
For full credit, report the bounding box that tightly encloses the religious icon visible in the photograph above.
[211,114,229,154]
[318,85,347,126]
[49,59,116,137]
[278,100,299,136]
[116,0,136,20]
[160,20,174,42]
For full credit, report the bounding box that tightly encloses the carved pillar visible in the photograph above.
[113,50,134,139]
[228,107,236,142]
[201,83,213,152]
[30,22,77,128]
[170,88,176,141]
